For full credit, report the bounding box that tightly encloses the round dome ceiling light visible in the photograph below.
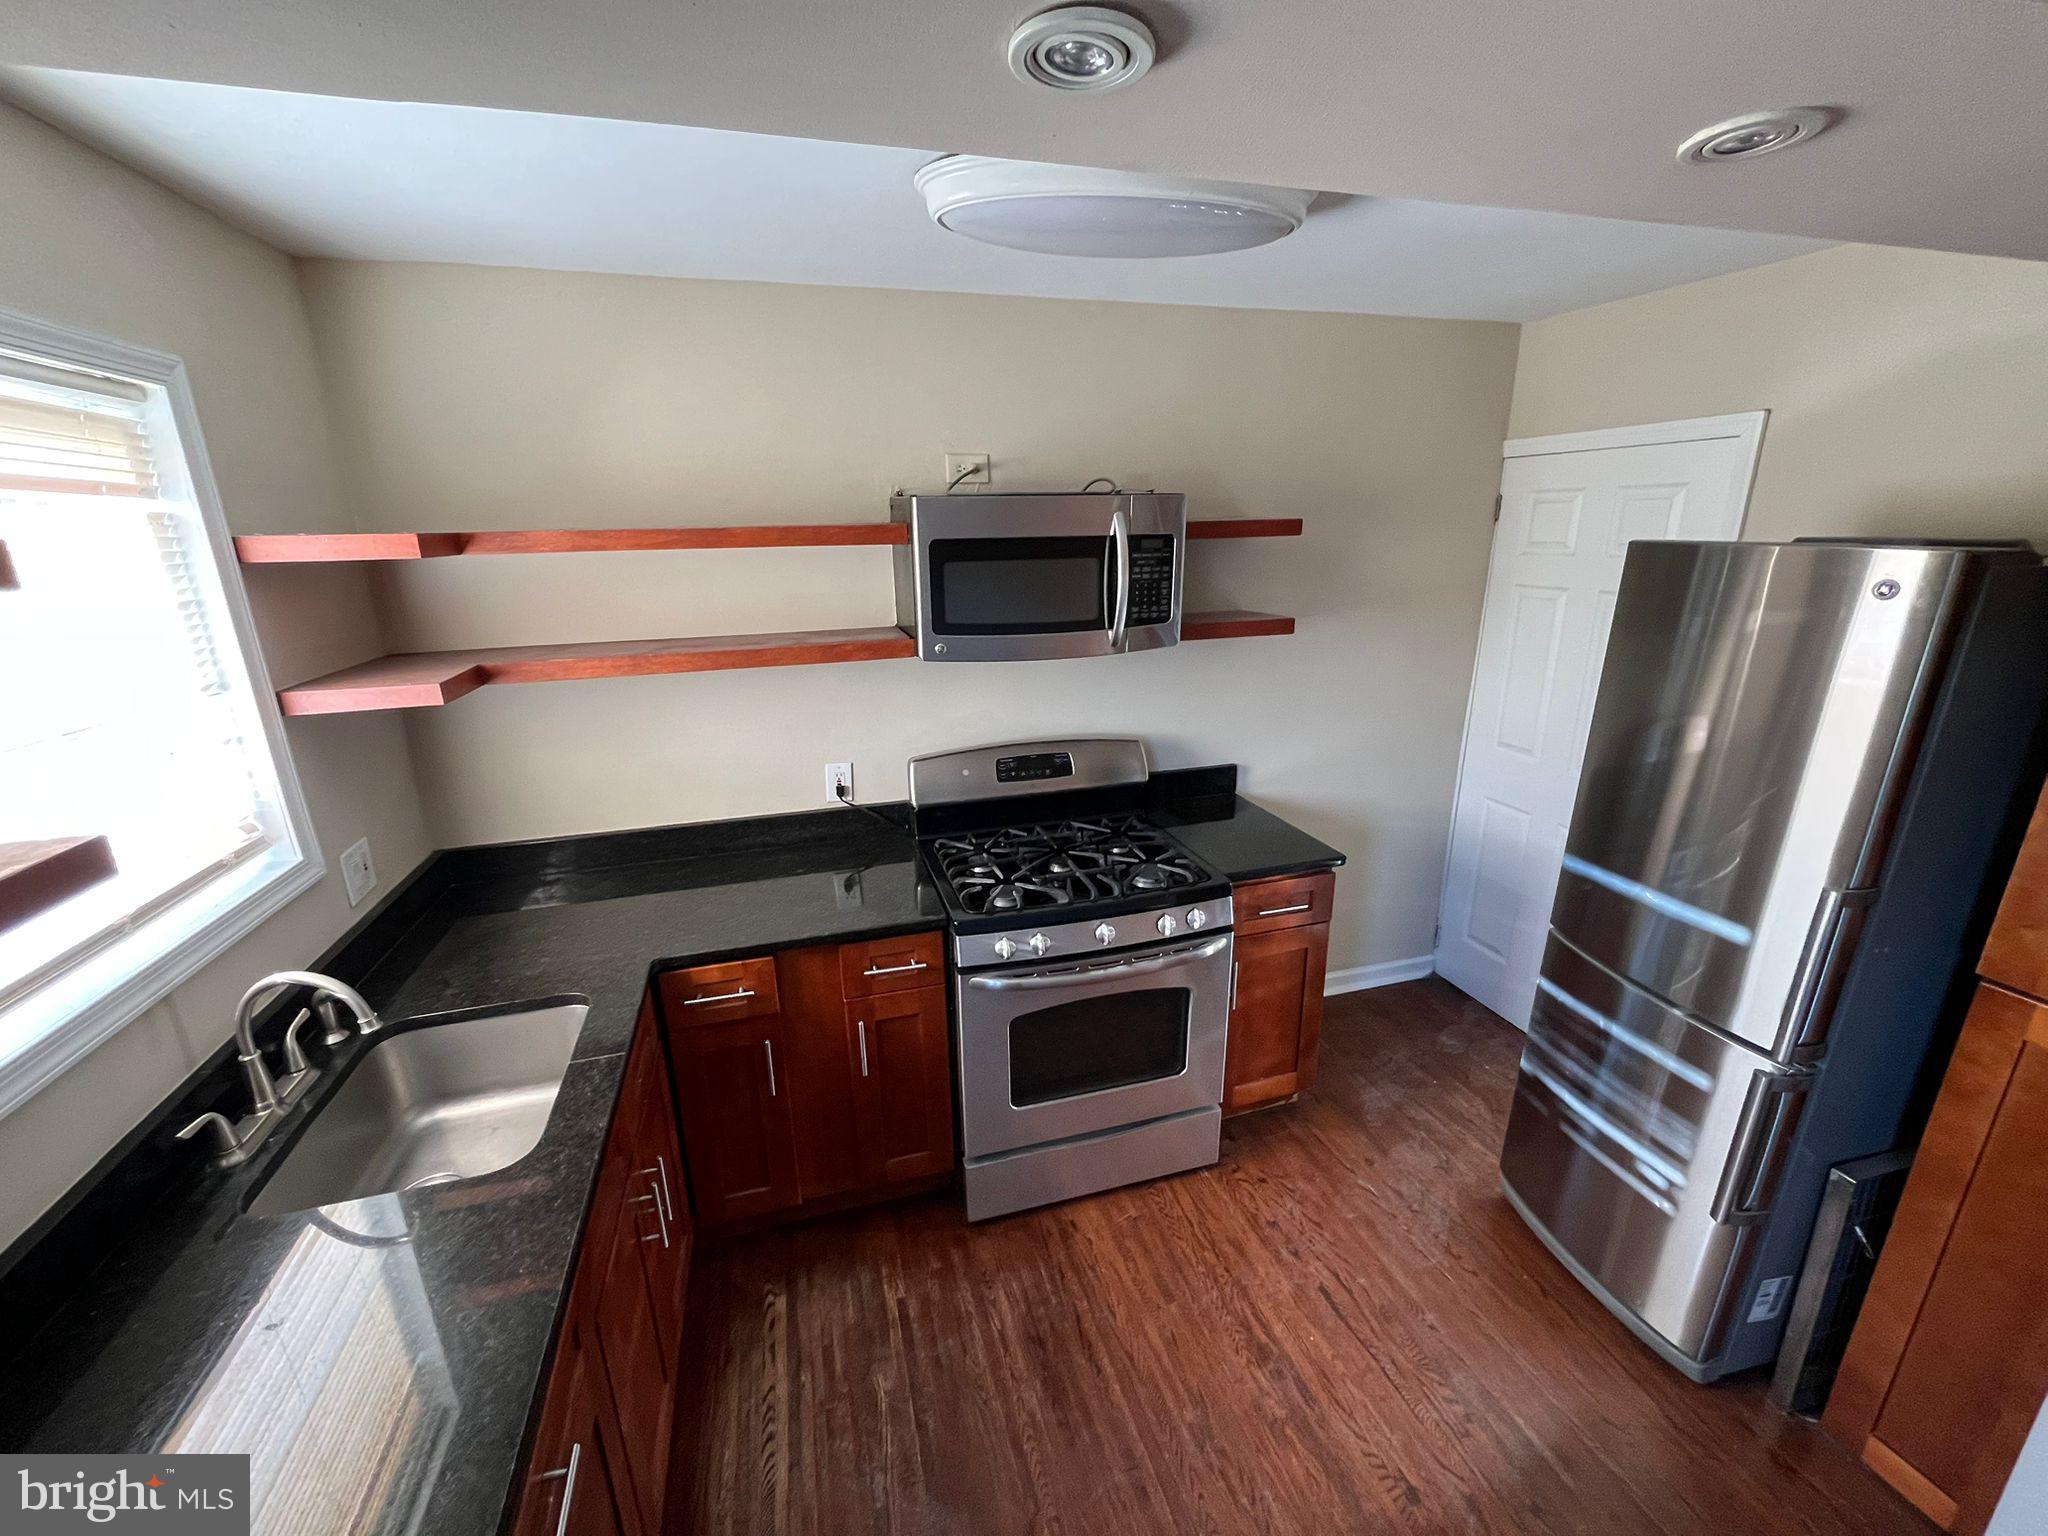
[1008,7,1156,92]
[1677,107,1839,164]
[915,156,1312,258]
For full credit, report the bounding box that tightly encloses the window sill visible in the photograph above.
[0,846,322,1119]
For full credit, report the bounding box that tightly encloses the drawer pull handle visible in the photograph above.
[683,986,755,1007]
[764,1039,778,1097]
[857,1019,869,1077]
[636,1160,675,1224]
[862,960,928,977]
[540,1442,581,1536]
[1256,901,1313,917]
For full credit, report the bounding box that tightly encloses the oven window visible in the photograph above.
[1009,988,1189,1107]
[929,536,1107,634]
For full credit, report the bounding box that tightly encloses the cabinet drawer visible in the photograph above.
[1233,871,1335,936]
[657,956,778,1024]
[838,931,945,998]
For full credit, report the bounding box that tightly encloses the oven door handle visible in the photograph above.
[966,934,1229,991]
[1106,505,1131,651]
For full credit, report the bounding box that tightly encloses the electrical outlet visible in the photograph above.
[944,453,990,489]
[825,761,854,805]
[339,837,377,907]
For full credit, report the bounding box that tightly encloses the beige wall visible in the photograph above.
[297,261,1522,978]
[0,105,432,1249]
[1510,243,2048,547]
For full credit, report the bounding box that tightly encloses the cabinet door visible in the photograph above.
[779,944,864,1203]
[622,1019,688,1365]
[1980,785,2048,1003]
[513,1324,638,1536]
[1835,985,2048,1532]
[669,1016,801,1226]
[1224,923,1330,1115]
[847,988,955,1187]
[593,1154,675,1536]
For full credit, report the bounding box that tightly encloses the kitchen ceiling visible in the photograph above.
[1,0,2043,261]
[0,70,1826,322]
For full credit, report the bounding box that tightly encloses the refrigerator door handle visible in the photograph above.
[1713,1074,1811,1224]
[1780,888,1874,1061]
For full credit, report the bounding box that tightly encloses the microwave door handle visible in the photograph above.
[1107,506,1131,650]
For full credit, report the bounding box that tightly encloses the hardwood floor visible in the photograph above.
[668,979,1931,1535]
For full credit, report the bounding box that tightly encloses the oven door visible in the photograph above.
[905,493,1184,662]
[956,932,1231,1157]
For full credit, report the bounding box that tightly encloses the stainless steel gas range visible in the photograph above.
[910,738,1233,1220]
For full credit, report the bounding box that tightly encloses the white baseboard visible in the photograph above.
[1324,955,1435,996]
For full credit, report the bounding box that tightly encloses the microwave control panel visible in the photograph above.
[1127,536,1177,626]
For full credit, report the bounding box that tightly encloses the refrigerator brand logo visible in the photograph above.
[5,1456,248,1533]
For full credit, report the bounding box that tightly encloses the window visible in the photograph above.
[0,313,319,1114]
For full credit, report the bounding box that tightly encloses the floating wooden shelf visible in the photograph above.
[277,612,1295,715]
[0,836,117,932]
[236,519,1300,563]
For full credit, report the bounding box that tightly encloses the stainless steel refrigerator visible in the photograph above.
[1500,539,2048,1382]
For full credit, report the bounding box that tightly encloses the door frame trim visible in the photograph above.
[1435,411,1767,1018]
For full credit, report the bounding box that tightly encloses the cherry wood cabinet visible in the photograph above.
[847,987,955,1186]
[659,931,955,1235]
[666,1013,802,1227]
[512,999,688,1536]
[1827,782,2048,1535]
[511,1323,638,1536]
[1225,872,1335,1116]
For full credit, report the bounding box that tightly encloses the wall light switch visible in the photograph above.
[944,453,990,489]
[340,837,377,907]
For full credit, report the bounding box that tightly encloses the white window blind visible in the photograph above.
[0,345,298,1037]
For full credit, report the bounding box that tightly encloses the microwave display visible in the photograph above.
[929,536,1108,635]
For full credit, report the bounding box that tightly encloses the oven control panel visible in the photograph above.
[1127,536,1177,627]
[995,751,1075,785]
[954,895,1234,970]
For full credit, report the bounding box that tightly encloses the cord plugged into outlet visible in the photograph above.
[824,761,853,805]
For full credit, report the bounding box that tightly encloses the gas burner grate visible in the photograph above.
[928,814,1209,915]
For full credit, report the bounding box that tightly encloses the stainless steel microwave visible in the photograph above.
[891,492,1186,662]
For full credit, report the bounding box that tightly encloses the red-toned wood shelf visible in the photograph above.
[1180,610,1298,640]
[277,612,1295,715]
[1186,519,1303,540]
[236,519,1299,563]
[0,836,117,932]
[235,525,907,561]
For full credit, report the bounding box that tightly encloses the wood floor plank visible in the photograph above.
[669,979,1933,1536]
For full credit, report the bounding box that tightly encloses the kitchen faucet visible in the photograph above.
[176,971,384,1166]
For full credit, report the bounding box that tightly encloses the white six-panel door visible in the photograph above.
[1435,415,1764,1027]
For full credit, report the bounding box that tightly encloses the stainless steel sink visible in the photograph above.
[247,1003,587,1217]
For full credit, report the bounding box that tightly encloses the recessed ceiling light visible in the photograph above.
[1008,7,1157,93]
[1678,107,1839,164]
[915,156,1311,258]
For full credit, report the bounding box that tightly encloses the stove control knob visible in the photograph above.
[1094,922,1117,946]
[993,937,1017,961]
[1186,907,1208,929]
[1157,913,1178,937]
[1028,932,1053,956]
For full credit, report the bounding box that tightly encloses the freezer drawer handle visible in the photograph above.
[1713,1077,1808,1223]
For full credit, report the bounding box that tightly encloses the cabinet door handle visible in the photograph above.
[540,1442,581,1536]
[637,1160,674,1224]
[1256,901,1313,918]
[862,960,928,977]
[857,1019,869,1077]
[1231,960,1240,1012]
[683,986,755,1007]
[764,1039,777,1097]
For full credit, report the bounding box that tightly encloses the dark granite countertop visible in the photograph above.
[0,781,1340,1535]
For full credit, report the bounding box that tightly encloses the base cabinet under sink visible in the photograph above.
[512,1000,687,1536]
